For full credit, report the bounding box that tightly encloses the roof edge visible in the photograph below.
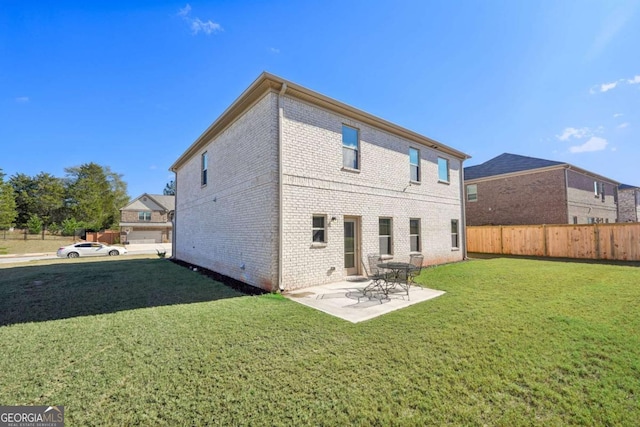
[465,163,620,185]
[170,72,470,171]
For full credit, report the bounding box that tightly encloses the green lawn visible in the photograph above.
[0,235,75,255]
[1,257,639,425]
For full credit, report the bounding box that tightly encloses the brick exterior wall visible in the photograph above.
[175,93,279,291]
[280,96,464,290]
[465,169,568,226]
[618,188,640,222]
[566,170,618,223]
[174,89,466,291]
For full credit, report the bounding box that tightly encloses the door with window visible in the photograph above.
[343,217,360,276]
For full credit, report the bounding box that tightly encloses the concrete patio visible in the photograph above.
[284,279,445,323]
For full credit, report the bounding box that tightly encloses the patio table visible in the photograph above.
[377,262,415,297]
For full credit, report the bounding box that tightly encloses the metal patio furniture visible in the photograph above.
[376,261,414,299]
[362,254,391,300]
[408,254,424,285]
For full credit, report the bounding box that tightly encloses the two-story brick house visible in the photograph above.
[464,153,619,226]
[170,72,470,291]
[618,184,640,222]
[119,194,175,243]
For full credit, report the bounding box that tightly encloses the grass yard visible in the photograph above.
[0,235,75,255]
[0,257,639,425]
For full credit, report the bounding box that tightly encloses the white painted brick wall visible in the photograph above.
[280,96,464,290]
[175,93,279,290]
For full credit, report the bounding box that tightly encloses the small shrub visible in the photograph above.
[47,223,61,235]
[156,249,167,258]
[27,215,43,235]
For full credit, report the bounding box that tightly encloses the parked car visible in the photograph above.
[57,242,128,258]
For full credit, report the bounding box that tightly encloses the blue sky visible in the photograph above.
[1,1,639,199]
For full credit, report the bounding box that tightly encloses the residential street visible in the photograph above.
[0,243,172,265]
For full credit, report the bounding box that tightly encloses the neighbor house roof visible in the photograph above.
[464,153,564,180]
[121,193,175,212]
[619,184,639,190]
[170,72,471,172]
[464,153,619,184]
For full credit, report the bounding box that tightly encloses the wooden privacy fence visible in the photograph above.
[85,230,120,245]
[467,223,640,261]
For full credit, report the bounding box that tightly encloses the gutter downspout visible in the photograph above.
[278,83,287,291]
[459,159,468,259]
[171,172,177,259]
[564,167,570,223]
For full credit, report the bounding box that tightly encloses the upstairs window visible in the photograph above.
[438,157,450,183]
[467,184,478,202]
[379,218,393,255]
[138,212,151,221]
[201,152,208,186]
[312,215,326,243]
[410,218,421,252]
[342,125,359,170]
[409,148,420,182]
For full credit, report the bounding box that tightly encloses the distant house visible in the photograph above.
[618,184,640,222]
[170,72,470,292]
[464,153,619,226]
[119,194,174,243]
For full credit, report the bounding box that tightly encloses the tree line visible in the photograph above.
[0,163,129,235]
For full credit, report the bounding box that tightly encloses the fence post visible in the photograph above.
[594,223,600,259]
[543,224,547,257]
[500,225,504,254]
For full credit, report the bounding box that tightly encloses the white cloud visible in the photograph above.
[611,147,618,152]
[592,74,640,94]
[569,136,608,153]
[178,4,191,17]
[269,47,280,54]
[190,18,222,35]
[617,122,630,129]
[178,4,222,35]
[149,165,157,170]
[613,113,623,117]
[556,127,591,141]
[15,96,29,103]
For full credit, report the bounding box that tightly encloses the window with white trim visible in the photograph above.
[342,125,359,170]
[138,212,151,221]
[438,157,450,182]
[410,218,421,252]
[451,219,459,248]
[379,218,393,255]
[312,215,326,243]
[467,184,477,202]
[409,148,420,182]
[201,152,208,186]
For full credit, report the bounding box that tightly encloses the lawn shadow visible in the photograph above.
[0,257,251,327]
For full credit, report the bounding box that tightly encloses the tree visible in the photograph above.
[163,180,176,195]
[0,169,18,230]
[65,163,129,230]
[27,214,43,234]
[9,173,36,228]
[32,172,66,227]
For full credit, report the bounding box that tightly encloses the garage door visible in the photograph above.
[128,230,162,243]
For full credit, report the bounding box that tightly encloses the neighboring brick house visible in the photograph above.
[464,153,619,226]
[119,194,174,243]
[618,184,640,222]
[170,72,470,292]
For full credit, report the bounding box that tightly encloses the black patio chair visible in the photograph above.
[408,254,424,284]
